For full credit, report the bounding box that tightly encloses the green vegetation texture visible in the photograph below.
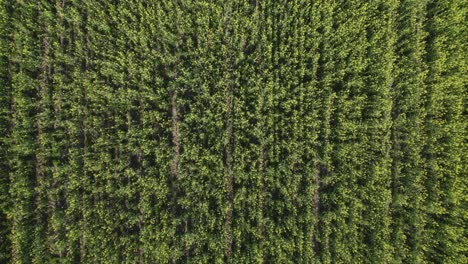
[0,0,466,263]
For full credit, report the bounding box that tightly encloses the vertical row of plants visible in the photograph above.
[423,0,466,263]
[390,1,427,263]
[0,0,11,262]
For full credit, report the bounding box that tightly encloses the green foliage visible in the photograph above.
[390,1,427,263]
[0,0,12,262]
[0,0,465,263]
[423,0,467,263]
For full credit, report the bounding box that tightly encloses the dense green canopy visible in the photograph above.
[0,0,466,263]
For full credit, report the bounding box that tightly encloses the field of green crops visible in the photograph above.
[0,0,466,263]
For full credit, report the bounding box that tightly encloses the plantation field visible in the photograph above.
[0,0,466,263]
